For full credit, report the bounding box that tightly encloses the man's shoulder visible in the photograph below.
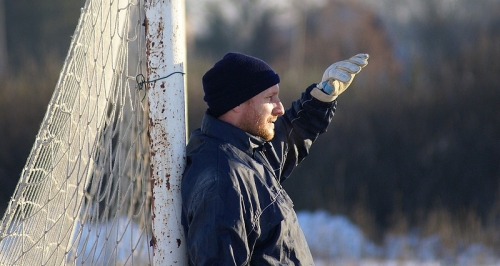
[184,139,256,184]
[187,143,251,176]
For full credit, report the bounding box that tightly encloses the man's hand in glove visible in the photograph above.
[311,54,369,102]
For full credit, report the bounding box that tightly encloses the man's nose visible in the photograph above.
[273,102,285,116]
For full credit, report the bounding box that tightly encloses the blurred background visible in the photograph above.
[0,0,499,260]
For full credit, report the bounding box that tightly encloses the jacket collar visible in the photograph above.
[200,112,266,156]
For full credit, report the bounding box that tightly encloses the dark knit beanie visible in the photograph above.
[202,52,280,117]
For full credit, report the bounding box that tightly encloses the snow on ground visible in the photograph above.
[67,210,500,265]
[298,210,500,266]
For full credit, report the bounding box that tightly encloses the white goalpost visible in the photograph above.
[0,0,187,265]
[144,0,188,264]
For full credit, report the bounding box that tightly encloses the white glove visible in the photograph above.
[314,54,369,101]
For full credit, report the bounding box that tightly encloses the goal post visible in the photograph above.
[144,0,188,264]
[0,0,188,265]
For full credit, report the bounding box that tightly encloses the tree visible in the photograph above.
[0,0,7,75]
[192,0,280,62]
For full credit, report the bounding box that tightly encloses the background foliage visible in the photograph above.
[0,0,499,241]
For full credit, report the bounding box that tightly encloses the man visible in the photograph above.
[181,52,368,265]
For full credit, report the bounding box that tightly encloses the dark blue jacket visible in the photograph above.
[182,85,336,265]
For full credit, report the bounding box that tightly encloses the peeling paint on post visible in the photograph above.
[144,0,188,265]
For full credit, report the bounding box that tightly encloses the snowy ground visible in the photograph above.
[67,210,500,265]
[298,210,500,266]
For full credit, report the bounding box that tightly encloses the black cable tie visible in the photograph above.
[135,71,185,101]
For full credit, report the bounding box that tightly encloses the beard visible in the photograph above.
[239,106,277,141]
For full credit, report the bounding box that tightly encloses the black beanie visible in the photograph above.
[202,52,280,117]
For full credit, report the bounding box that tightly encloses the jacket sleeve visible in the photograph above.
[184,172,251,266]
[272,84,336,182]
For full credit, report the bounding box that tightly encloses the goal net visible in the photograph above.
[0,0,165,264]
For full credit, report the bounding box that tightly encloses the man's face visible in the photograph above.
[238,85,284,141]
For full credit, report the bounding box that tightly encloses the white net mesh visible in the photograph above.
[0,0,152,265]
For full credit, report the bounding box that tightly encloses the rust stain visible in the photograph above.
[150,167,156,184]
[166,173,171,190]
[144,17,151,73]
[148,117,154,133]
[157,17,163,37]
[147,118,152,140]
[150,235,157,248]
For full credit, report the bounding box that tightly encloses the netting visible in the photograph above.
[0,0,152,265]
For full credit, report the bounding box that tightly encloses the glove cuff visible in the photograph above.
[311,86,337,102]
[318,80,334,94]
